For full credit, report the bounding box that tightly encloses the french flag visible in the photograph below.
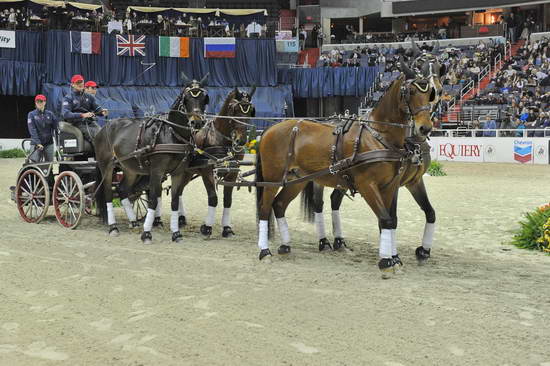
[70,31,101,54]
[204,37,236,58]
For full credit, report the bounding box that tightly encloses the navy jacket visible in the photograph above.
[61,89,103,123]
[27,109,58,145]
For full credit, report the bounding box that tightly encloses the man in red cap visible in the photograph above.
[27,94,58,162]
[61,74,108,148]
[84,80,98,96]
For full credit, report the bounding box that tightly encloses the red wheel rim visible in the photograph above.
[16,169,50,223]
[53,171,84,229]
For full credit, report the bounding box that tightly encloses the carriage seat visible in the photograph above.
[58,121,93,155]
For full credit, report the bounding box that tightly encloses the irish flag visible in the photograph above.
[159,36,189,58]
[70,31,101,54]
[204,37,236,58]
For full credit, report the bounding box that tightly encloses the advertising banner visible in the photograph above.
[0,30,15,49]
[429,137,550,165]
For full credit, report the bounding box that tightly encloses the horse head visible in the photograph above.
[398,58,440,139]
[221,86,256,148]
[174,72,210,130]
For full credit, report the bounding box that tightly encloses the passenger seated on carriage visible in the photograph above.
[27,94,58,162]
[61,74,108,149]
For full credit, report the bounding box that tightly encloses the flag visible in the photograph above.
[116,34,146,57]
[204,37,236,58]
[70,31,101,54]
[159,36,189,58]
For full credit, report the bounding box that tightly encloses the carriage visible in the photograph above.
[11,121,150,229]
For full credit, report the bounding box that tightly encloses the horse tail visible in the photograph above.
[94,165,107,224]
[255,146,274,238]
[300,181,316,223]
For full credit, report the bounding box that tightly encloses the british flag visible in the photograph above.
[116,34,146,56]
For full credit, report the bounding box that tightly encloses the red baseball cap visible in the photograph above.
[35,94,47,102]
[71,74,84,84]
[85,81,97,88]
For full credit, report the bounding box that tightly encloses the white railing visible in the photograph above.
[476,64,491,96]
[433,128,550,138]
[322,36,506,52]
[494,53,502,72]
[460,79,474,100]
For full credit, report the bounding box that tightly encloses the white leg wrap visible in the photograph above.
[178,196,186,216]
[391,229,397,256]
[154,196,162,218]
[314,212,326,240]
[332,210,343,238]
[121,198,137,222]
[106,202,116,225]
[276,217,290,245]
[422,223,435,250]
[258,220,269,250]
[170,210,179,233]
[204,206,216,226]
[379,229,393,259]
[221,207,231,227]
[143,208,156,232]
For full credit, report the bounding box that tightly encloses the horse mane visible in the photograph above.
[371,77,405,125]
[218,89,239,117]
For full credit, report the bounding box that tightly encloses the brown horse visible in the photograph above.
[255,64,438,276]
[177,87,255,237]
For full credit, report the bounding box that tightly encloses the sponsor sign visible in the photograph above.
[437,142,483,162]
[276,39,299,52]
[513,140,533,164]
[0,30,15,49]
[429,137,550,165]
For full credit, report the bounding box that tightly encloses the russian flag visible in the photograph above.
[70,31,101,54]
[204,37,236,58]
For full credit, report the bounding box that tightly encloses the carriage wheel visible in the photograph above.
[132,191,149,222]
[53,171,85,229]
[15,169,50,223]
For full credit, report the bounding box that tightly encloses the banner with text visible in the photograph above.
[428,137,549,165]
[0,31,16,49]
[276,39,299,53]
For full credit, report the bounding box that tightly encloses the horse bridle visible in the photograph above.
[399,77,435,139]
[173,87,207,130]
[204,99,252,153]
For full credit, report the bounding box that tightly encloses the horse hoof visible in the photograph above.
[278,245,291,255]
[222,226,235,238]
[378,258,395,279]
[108,225,119,237]
[333,237,350,251]
[415,246,431,265]
[200,224,212,237]
[153,217,164,228]
[318,238,332,252]
[129,221,140,229]
[392,254,404,273]
[259,248,272,261]
[178,215,187,227]
[141,231,153,245]
[172,231,183,243]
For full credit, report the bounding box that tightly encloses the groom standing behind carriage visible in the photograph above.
[61,74,108,147]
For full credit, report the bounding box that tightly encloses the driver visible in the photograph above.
[61,74,108,147]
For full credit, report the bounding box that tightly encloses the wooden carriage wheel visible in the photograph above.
[52,171,85,229]
[15,168,50,223]
[131,191,149,222]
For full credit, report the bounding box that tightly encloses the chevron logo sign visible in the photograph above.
[513,140,532,164]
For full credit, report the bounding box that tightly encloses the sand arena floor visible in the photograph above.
[0,158,549,366]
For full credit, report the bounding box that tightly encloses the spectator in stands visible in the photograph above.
[8,8,16,30]
[506,12,517,43]
[483,115,497,137]
[27,94,58,163]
